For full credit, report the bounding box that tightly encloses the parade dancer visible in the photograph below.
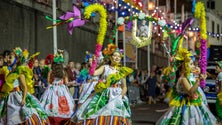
[78,51,99,105]
[40,50,74,125]
[215,61,222,123]
[156,48,217,125]
[67,43,133,125]
[0,47,49,125]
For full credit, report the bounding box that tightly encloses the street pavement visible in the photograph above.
[131,102,169,125]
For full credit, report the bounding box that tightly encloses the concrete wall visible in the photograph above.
[206,10,222,45]
[0,0,168,68]
[0,0,105,63]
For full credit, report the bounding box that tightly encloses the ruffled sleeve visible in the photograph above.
[0,72,19,97]
[94,66,133,93]
[0,66,10,79]
[17,66,34,94]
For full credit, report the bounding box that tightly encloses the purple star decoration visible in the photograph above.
[59,6,85,35]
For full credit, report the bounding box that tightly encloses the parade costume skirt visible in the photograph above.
[66,116,131,125]
[0,91,49,125]
[156,91,216,125]
[67,86,132,125]
[40,83,75,124]
[78,80,97,104]
[216,93,222,123]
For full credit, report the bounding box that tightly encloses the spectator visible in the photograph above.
[72,62,81,102]
[155,67,164,101]
[0,55,3,68]
[66,61,77,85]
[33,59,45,99]
[39,59,49,88]
[136,70,146,101]
[2,50,11,66]
[146,71,157,104]
[141,69,148,100]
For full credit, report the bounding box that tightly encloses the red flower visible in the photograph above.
[58,96,70,115]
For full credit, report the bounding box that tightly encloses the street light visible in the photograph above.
[188,31,194,37]
[147,0,155,76]
[148,2,155,10]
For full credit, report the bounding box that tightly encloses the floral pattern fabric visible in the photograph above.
[40,78,74,118]
[0,79,48,125]
[78,76,98,104]
[70,65,132,124]
[156,77,217,125]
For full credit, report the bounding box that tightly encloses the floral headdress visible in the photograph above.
[102,43,123,58]
[13,47,29,65]
[12,47,40,66]
[174,48,192,76]
[45,54,54,65]
[54,49,64,64]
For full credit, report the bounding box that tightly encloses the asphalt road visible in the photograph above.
[131,102,169,125]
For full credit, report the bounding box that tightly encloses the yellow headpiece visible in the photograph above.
[174,48,192,76]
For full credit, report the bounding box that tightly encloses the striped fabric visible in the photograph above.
[18,114,49,125]
[66,116,131,125]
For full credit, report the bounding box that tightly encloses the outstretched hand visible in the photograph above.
[199,74,207,80]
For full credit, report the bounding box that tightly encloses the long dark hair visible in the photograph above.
[175,64,183,83]
[51,62,64,78]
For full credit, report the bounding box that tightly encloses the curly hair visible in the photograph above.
[51,62,64,79]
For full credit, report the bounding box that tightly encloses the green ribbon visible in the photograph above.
[45,16,61,22]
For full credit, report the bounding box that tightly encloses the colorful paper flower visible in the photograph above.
[158,19,166,27]
[59,6,85,35]
[138,12,145,20]
[117,17,125,25]
[102,43,117,57]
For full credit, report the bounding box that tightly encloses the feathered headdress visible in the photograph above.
[13,47,29,65]
[12,47,40,67]
[174,48,192,76]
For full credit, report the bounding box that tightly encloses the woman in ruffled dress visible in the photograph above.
[0,47,49,125]
[78,51,99,105]
[67,43,133,125]
[40,50,74,125]
[156,48,217,125]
